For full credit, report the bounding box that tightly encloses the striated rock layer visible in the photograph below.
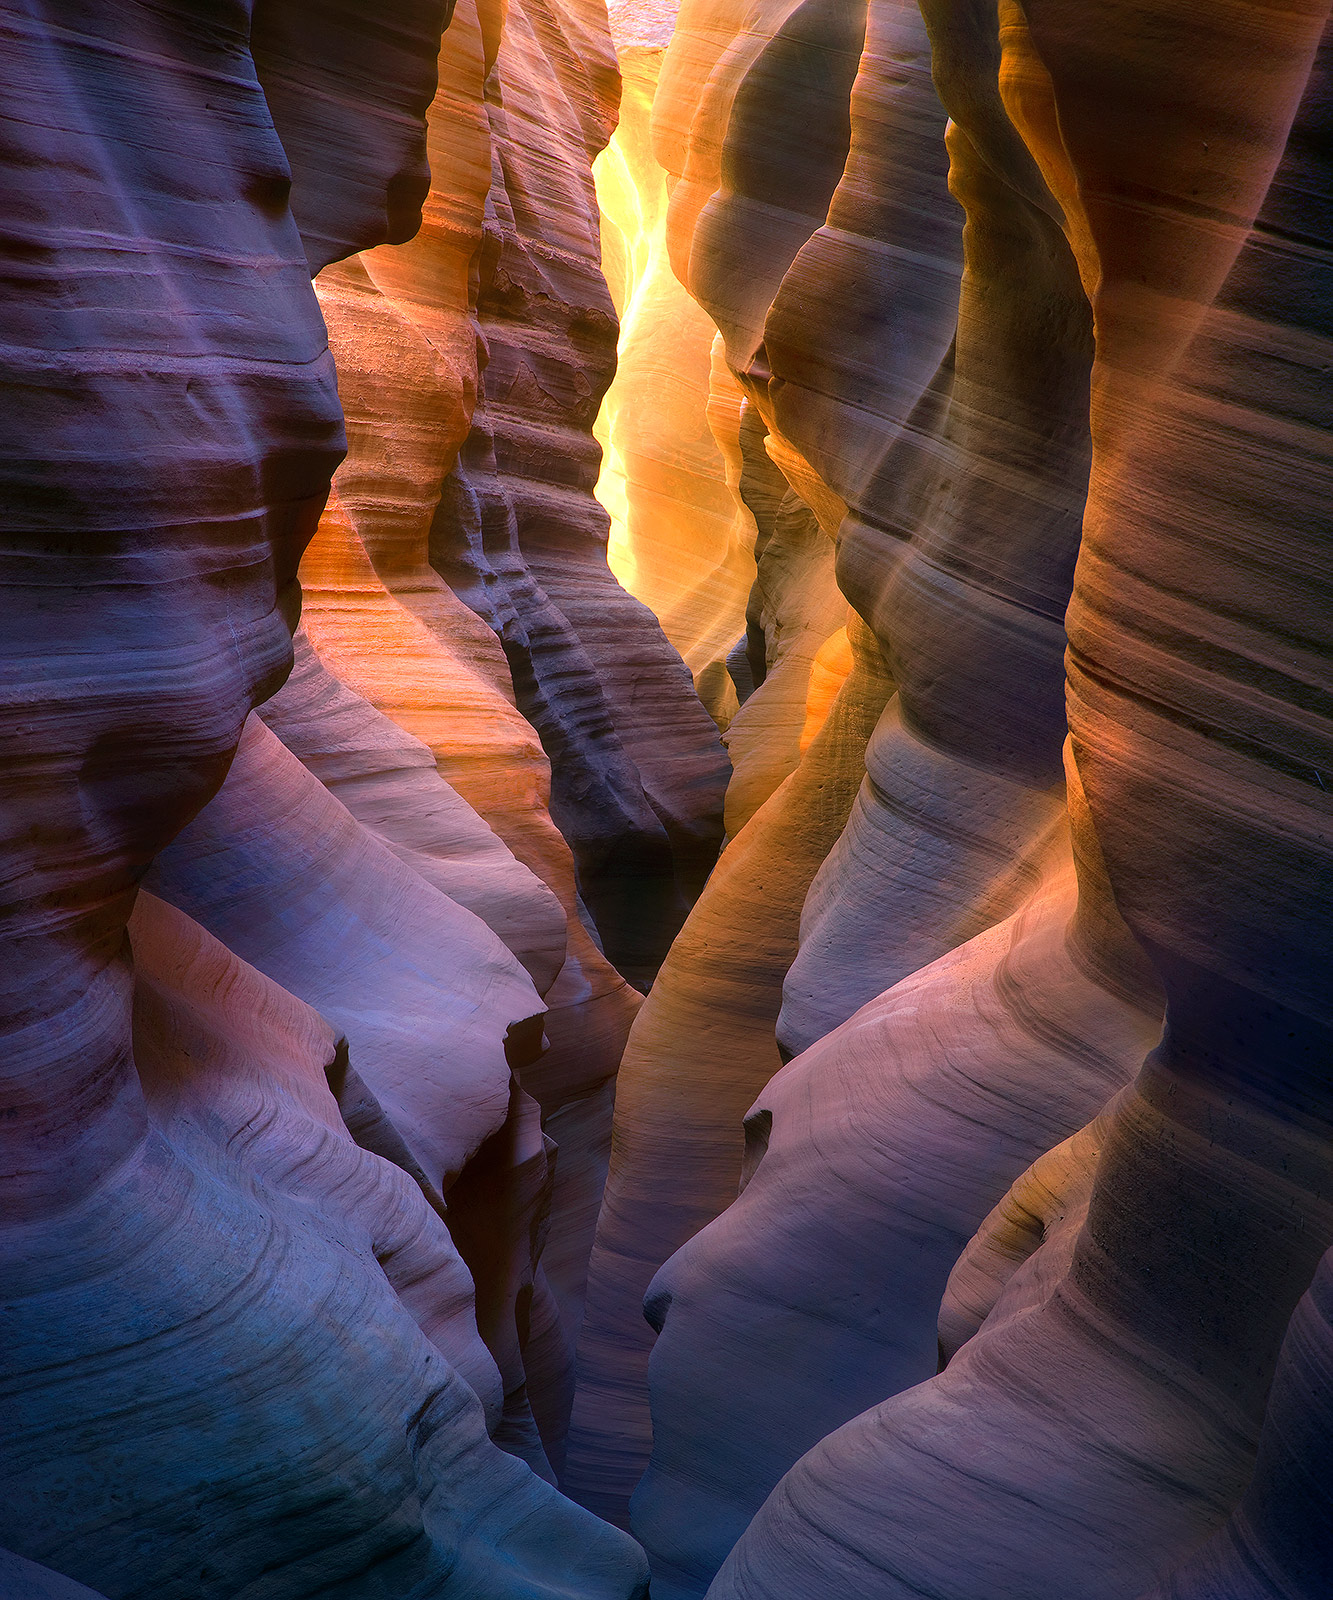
[275,0,733,1457]
[431,0,731,988]
[295,283,646,1435]
[0,1552,111,1600]
[572,0,1090,1526]
[567,610,892,1520]
[7,0,1333,1593]
[773,0,1090,1057]
[0,0,656,1590]
[573,1,1333,1595]
[637,797,1165,1595]
[594,46,755,727]
[1141,1242,1333,1600]
[2,890,647,1595]
[565,0,883,1515]
[143,714,569,1467]
[706,6,1333,1600]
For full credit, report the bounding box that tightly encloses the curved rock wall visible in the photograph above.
[670,6,1333,1600]
[0,1551,111,1600]
[566,610,891,1521]
[775,0,1089,1057]
[716,420,849,838]
[429,0,731,988]
[271,0,738,1460]
[570,0,1081,1527]
[572,0,1333,1593]
[637,818,1164,1595]
[1140,1243,1333,1600]
[594,46,755,727]
[6,0,1332,1594]
[1,889,647,1595]
[0,0,680,1589]
[1,0,348,1225]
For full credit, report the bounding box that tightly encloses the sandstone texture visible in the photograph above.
[0,1552,112,1600]
[0,0,674,1590]
[5,0,1332,1595]
[648,5,1332,1600]
[594,50,755,728]
[431,0,731,989]
[565,608,890,1518]
[573,0,1333,1593]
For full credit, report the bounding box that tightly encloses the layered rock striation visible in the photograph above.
[575,0,1333,1595]
[5,0,1333,1596]
[0,0,694,1589]
[593,44,755,728]
[431,0,731,988]
[693,6,1333,1600]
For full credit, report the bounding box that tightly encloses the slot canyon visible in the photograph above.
[2,0,1331,1595]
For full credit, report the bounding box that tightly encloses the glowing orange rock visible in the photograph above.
[566,614,892,1520]
[709,7,1333,1599]
[594,48,754,726]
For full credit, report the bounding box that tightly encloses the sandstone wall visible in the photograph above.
[0,0,693,1589]
[571,3,1333,1597]
[594,48,755,727]
[5,0,1332,1596]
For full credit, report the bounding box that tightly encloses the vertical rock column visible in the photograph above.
[708,5,1333,1598]
[434,0,731,986]
[626,6,1176,1589]
[654,0,868,832]
[0,0,340,1235]
[0,3,646,1595]
[565,0,895,1521]
[282,0,712,1452]
[773,0,1093,1057]
[635,773,1165,1598]
[593,36,755,727]
[1141,1247,1333,1600]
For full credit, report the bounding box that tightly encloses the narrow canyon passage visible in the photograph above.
[1,2,1330,1599]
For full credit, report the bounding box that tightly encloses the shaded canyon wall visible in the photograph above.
[571,8,1333,1600]
[0,0,723,1591]
[3,1,1332,1599]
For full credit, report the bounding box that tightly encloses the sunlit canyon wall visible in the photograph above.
[0,0,699,1591]
[573,3,1333,1600]
[1,1,1330,1599]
